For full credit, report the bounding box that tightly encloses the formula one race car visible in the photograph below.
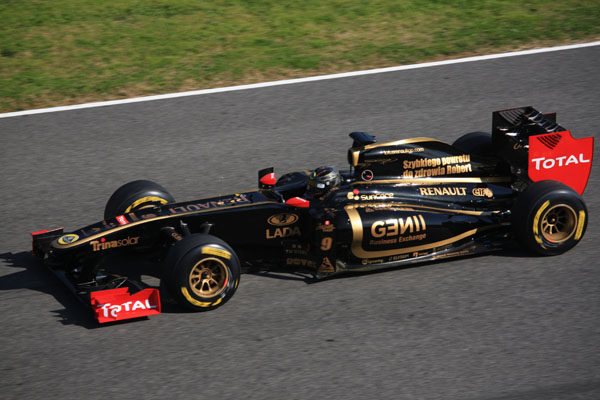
[32,106,594,323]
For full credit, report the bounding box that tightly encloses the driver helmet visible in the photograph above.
[308,166,341,197]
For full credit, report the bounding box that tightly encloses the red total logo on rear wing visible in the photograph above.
[528,131,594,195]
[90,287,161,323]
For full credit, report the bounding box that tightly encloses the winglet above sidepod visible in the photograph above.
[258,167,276,188]
[90,288,161,323]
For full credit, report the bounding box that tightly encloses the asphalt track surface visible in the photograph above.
[1,45,599,400]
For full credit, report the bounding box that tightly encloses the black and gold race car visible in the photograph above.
[31,106,594,323]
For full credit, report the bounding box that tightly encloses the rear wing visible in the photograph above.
[491,106,594,194]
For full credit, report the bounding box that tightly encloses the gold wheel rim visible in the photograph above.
[136,204,157,210]
[188,257,229,298]
[124,196,169,213]
[540,204,577,243]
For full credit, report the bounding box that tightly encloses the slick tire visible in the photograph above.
[163,234,241,311]
[452,132,493,156]
[104,180,175,219]
[512,180,588,256]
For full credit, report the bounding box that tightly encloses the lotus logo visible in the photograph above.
[57,234,79,245]
[267,213,299,226]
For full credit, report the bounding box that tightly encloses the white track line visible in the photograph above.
[2,41,599,119]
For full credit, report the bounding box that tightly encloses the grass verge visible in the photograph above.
[1,0,599,112]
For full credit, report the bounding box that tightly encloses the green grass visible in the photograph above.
[1,0,599,112]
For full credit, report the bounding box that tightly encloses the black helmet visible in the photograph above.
[308,166,341,197]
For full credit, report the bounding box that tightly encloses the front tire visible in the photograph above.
[163,234,241,311]
[104,180,175,219]
[512,180,588,255]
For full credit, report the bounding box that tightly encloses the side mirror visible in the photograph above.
[285,197,310,208]
[258,167,276,189]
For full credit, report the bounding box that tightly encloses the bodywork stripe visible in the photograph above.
[362,137,441,150]
[351,137,441,166]
[345,203,486,216]
[353,177,512,185]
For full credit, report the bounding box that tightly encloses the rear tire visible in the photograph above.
[452,131,493,156]
[163,234,241,311]
[512,180,588,255]
[104,180,175,219]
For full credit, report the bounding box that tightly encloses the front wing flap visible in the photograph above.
[90,287,161,323]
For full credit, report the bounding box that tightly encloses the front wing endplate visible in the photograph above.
[528,131,594,194]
